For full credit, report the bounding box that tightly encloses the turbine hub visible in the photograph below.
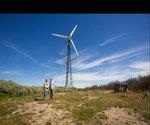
[67,36,71,41]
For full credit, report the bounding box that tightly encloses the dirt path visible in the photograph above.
[102,107,148,125]
[11,101,73,125]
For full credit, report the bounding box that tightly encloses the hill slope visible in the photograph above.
[0,80,42,98]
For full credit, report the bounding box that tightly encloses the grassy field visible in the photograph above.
[0,89,149,125]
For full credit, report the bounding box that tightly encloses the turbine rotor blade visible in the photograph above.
[70,25,78,36]
[52,33,68,39]
[70,39,79,56]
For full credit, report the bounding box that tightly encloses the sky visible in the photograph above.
[0,14,149,88]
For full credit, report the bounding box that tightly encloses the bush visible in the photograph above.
[0,80,42,98]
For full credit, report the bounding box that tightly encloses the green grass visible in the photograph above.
[38,90,150,121]
[73,106,95,120]
[0,102,18,117]
[0,115,29,125]
[0,95,36,125]
[71,91,150,121]
[0,89,149,124]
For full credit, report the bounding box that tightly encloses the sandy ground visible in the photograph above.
[102,107,148,125]
[10,101,73,125]
[9,101,149,125]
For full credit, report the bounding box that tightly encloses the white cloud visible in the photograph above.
[53,71,126,88]
[72,46,148,70]
[41,59,64,72]
[72,53,93,69]
[55,56,66,65]
[129,61,149,71]
[41,63,63,71]
[99,33,126,46]
[1,70,23,76]
[109,51,145,64]
[1,41,37,63]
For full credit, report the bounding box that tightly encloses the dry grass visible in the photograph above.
[0,90,149,124]
[38,90,149,122]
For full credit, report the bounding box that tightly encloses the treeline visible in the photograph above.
[85,75,150,91]
[0,80,42,98]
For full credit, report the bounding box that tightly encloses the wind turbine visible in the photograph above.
[52,25,79,87]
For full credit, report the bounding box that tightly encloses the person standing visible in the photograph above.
[49,78,55,100]
[43,78,49,100]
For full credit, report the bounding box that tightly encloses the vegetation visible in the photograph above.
[85,75,150,92]
[0,80,43,125]
[0,80,42,100]
[0,75,149,124]
[72,91,149,121]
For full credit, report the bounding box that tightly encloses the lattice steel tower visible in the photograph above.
[65,40,73,87]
